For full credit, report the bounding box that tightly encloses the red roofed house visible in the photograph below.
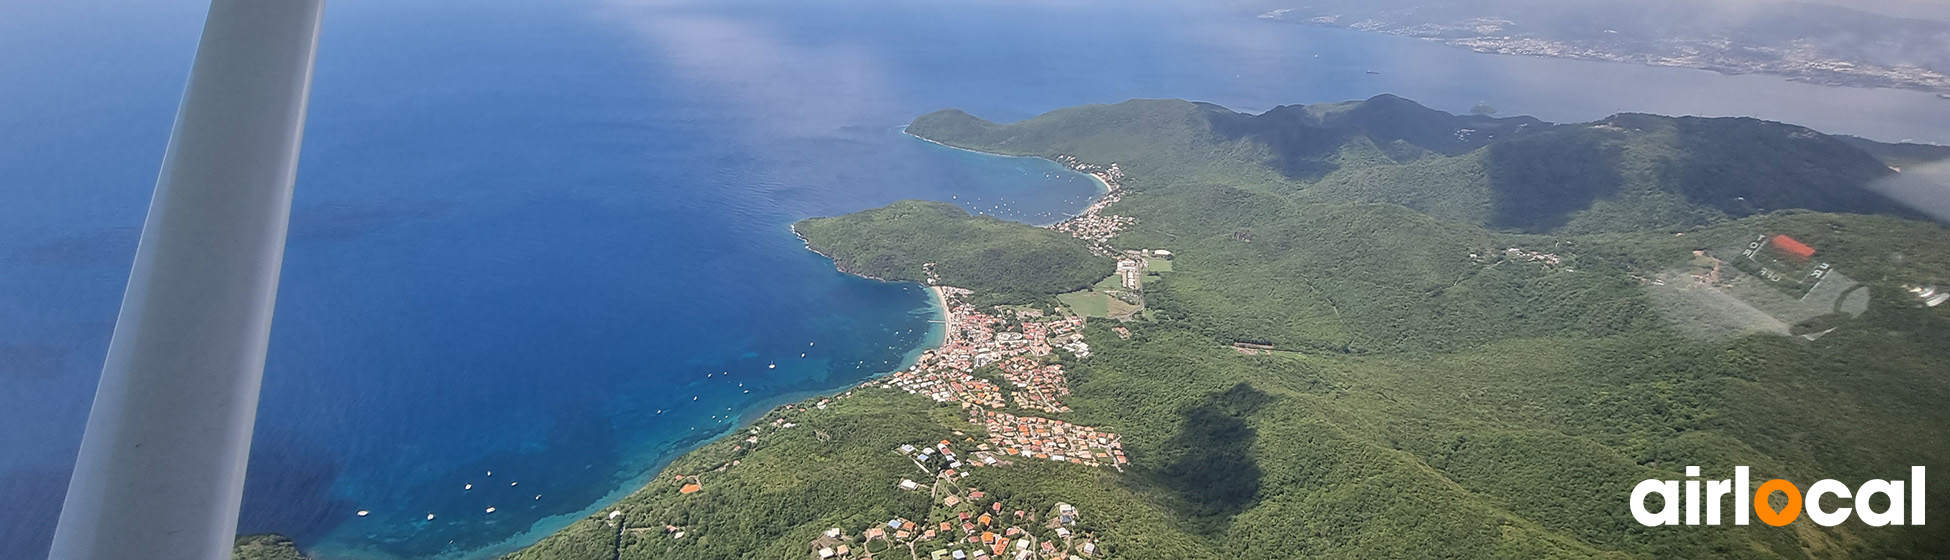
[1770,235,1816,261]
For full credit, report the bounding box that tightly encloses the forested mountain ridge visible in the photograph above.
[911,95,1938,233]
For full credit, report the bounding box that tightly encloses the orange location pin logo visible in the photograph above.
[1754,479,1803,526]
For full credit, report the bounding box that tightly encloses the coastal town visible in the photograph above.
[1048,156,1135,257]
[877,290,1087,410]
[872,285,1129,476]
[608,153,1156,560]
[763,154,1154,557]
[645,333,1121,560]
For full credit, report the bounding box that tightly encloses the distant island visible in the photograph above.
[1241,0,1950,94]
[509,95,1950,559]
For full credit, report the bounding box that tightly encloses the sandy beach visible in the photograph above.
[929,285,952,324]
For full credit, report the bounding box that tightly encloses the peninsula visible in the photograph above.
[511,95,1950,559]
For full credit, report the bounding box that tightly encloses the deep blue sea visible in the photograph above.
[4,0,1948,558]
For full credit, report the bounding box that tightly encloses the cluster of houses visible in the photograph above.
[883,362,1009,409]
[804,437,1109,559]
[878,289,1088,408]
[814,509,1102,560]
[996,357,1071,414]
[803,249,1131,559]
[874,288,1127,472]
[1051,212,1135,257]
[1007,311,1087,359]
[814,459,1105,560]
[1052,154,1124,187]
[973,409,1127,472]
[1048,156,1134,257]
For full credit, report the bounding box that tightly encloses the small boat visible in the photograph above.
[485,507,496,514]
[427,513,436,520]
[357,510,369,517]
[1365,70,1381,75]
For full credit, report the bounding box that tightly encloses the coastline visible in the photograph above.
[900,126,1112,196]
[488,130,1107,560]
[462,260,956,560]
[354,261,955,560]
[930,285,951,325]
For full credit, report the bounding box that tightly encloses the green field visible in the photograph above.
[1092,274,1124,292]
[1146,258,1172,272]
[1058,287,1144,319]
[1057,290,1111,317]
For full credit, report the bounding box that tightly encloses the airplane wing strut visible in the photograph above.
[50,1,326,558]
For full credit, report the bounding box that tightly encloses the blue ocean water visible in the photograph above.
[4,0,1949,558]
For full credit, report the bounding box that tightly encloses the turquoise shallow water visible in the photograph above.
[3,0,1948,558]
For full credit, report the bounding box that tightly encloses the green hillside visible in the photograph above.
[512,99,1950,559]
[916,95,1933,234]
[795,200,1112,305]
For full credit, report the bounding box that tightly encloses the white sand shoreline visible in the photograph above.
[930,285,952,324]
